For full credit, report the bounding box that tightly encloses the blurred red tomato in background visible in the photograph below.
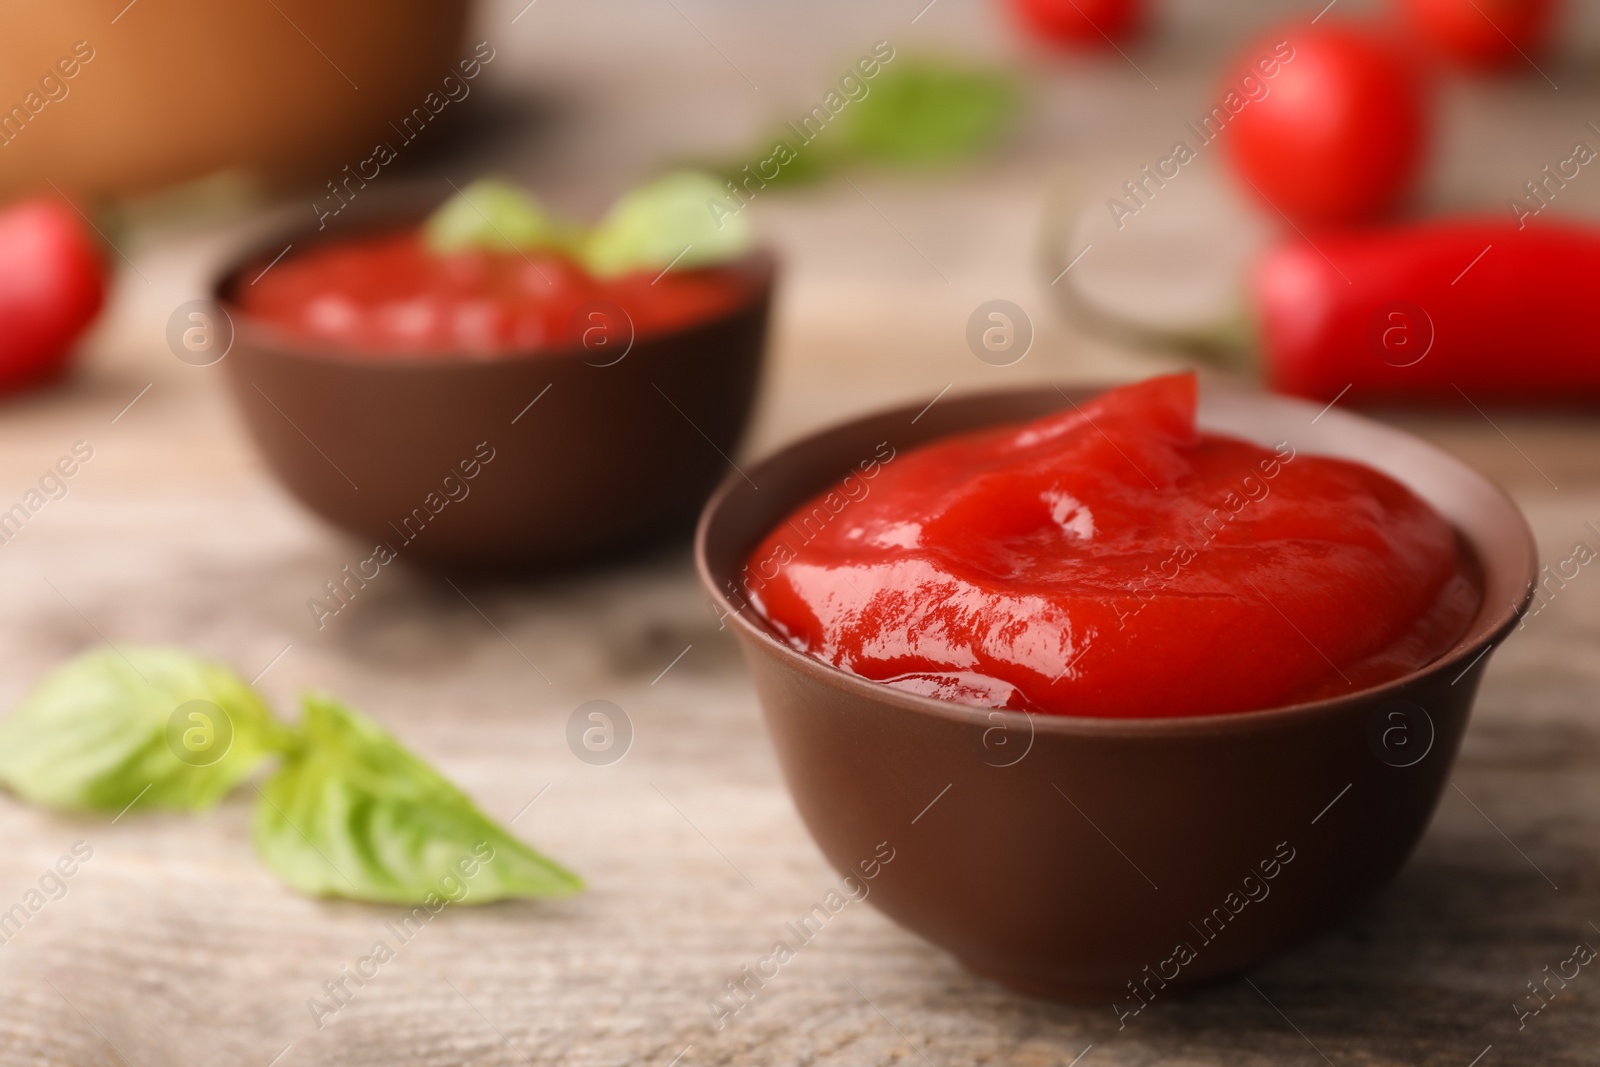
[0,198,106,396]
[1007,0,1144,48]
[1396,0,1555,70]
[1223,22,1429,228]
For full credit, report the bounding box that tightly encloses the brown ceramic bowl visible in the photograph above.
[696,379,1536,1002]
[0,1,470,199]
[214,223,774,571]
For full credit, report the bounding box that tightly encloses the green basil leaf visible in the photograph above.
[253,695,581,904]
[423,177,571,255]
[712,137,844,190]
[0,646,288,812]
[704,59,1020,190]
[583,170,753,278]
[839,60,1020,165]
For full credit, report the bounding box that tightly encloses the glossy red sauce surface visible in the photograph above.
[745,374,1479,718]
[233,230,750,355]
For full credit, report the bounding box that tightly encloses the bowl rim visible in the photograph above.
[209,203,777,370]
[695,379,1540,739]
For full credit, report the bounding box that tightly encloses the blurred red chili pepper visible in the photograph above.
[1255,219,1600,405]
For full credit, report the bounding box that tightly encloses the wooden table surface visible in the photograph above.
[2,2,1599,1064]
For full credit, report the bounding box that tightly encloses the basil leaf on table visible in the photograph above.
[253,695,582,905]
[839,60,1020,166]
[709,59,1020,189]
[0,646,288,812]
[583,170,754,278]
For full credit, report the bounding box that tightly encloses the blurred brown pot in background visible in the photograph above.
[0,0,470,201]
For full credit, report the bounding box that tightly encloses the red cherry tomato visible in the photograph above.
[1006,0,1144,47]
[1223,23,1428,228]
[0,198,106,395]
[1397,0,1554,69]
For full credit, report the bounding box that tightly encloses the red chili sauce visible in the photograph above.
[233,230,750,355]
[744,374,1479,718]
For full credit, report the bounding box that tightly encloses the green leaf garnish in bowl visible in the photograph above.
[582,170,754,278]
[422,177,571,255]
[0,646,289,812]
[253,695,582,904]
[421,171,753,278]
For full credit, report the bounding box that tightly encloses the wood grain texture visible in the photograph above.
[2,1,1599,1063]
[0,464,1593,1067]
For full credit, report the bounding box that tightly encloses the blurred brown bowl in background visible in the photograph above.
[0,0,470,200]
[213,218,775,572]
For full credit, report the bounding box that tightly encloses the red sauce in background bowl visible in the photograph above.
[233,229,753,356]
[744,373,1480,718]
